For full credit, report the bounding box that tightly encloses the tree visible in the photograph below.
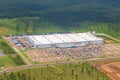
[81,67,84,74]
[75,74,78,80]
[16,24,20,34]
[71,69,74,76]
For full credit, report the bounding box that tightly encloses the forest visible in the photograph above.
[0,0,119,37]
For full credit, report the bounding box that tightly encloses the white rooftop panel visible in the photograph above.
[43,35,63,43]
[88,33,103,40]
[28,36,38,45]
[25,32,103,47]
[66,34,87,42]
[35,35,51,44]
[28,35,51,44]
[77,33,97,41]
[54,34,75,42]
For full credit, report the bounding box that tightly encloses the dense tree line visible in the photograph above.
[0,0,119,37]
[0,0,120,23]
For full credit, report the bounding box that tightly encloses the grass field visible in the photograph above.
[0,36,16,54]
[0,56,16,70]
[0,36,25,67]
[101,36,117,44]
[97,35,119,44]
[0,27,16,36]
[20,50,36,64]
[0,17,119,39]
[0,62,110,80]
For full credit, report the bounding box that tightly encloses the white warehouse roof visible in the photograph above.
[25,32,103,48]
[65,34,87,42]
[77,33,102,41]
[54,34,75,43]
[32,35,51,45]
[43,34,63,44]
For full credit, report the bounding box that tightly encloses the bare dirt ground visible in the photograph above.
[27,49,67,63]
[94,61,120,80]
[19,38,31,48]
[26,45,103,63]
[26,44,120,63]
[4,36,120,64]
[101,44,120,56]
[4,37,21,49]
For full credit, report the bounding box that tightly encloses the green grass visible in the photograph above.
[20,50,36,64]
[0,36,25,66]
[0,17,119,39]
[97,35,119,44]
[0,36,16,54]
[0,62,110,80]
[0,56,16,70]
[8,54,25,66]
[0,27,16,36]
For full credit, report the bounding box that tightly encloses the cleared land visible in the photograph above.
[4,35,120,64]
[94,61,120,80]
[101,44,120,56]
[1,34,120,80]
[27,49,67,63]
[26,44,120,63]
[26,45,102,63]
[6,35,120,63]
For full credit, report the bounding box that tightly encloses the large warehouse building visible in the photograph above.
[24,32,104,48]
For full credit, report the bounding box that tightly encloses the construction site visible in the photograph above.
[2,32,120,80]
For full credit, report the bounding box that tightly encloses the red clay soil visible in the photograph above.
[94,61,120,80]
